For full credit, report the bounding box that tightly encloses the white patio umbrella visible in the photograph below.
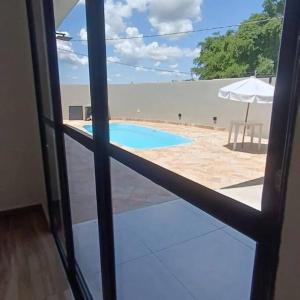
[218,76,274,146]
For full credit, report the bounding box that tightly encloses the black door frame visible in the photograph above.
[27,0,300,299]
[26,0,90,299]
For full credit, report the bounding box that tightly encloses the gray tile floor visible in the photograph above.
[73,199,256,300]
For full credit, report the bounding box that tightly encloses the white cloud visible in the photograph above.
[79,28,87,41]
[78,1,132,42]
[56,39,88,66]
[159,71,173,76]
[174,70,188,77]
[77,0,85,5]
[107,56,120,63]
[185,47,201,58]
[160,70,188,77]
[146,0,202,35]
[135,66,149,72]
[79,0,202,38]
[113,26,196,63]
[105,0,132,40]
[169,63,178,69]
[71,1,202,71]
[149,18,193,36]
[127,0,148,11]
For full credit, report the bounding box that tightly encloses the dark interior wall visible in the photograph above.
[274,104,300,299]
[0,1,46,213]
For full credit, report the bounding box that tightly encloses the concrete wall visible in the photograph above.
[0,1,46,212]
[60,78,274,138]
[274,102,300,299]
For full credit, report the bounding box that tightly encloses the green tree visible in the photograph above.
[192,0,284,79]
[263,0,285,16]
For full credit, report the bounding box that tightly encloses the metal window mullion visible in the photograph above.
[42,0,81,297]
[85,1,117,299]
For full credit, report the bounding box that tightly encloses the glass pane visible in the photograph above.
[64,135,102,299]
[111,158,256,300]
[105,0,286,211]
[53,0,287,211]
[53,0,91,124]
[31,0,54,119]
[45,125,65,250]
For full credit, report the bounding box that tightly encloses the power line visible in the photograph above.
[57,47,191,75]
[57,48,276,78]
[71,16,283,42]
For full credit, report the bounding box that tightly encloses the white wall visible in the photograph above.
[60,78,274,138]
[0,1,46,212]
[274,103,300,299]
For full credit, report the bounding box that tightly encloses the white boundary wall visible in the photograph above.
[61,78,274,138]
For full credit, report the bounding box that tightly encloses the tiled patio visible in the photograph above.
[66,119,267,210]
[65,137,180,223]
[73,199,256,300]
[65,123,257,299]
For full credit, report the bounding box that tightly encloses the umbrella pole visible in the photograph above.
[242,103,250,148]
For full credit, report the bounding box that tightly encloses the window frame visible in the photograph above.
[28,0,300,299]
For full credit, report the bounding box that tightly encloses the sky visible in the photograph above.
[57,0,264,84]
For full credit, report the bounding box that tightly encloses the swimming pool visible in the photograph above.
[83,123,192,150]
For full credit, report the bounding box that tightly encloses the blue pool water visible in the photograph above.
[83,123,192,149]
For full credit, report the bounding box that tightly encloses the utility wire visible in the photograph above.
[57,48,276,78]
[71,16,283,42]
[57,47,191,75]
[58,16,282,75]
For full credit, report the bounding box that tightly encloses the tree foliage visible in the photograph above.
[192,0,284,79]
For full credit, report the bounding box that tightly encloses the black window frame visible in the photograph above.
[27,0,300,299]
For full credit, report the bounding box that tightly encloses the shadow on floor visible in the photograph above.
[224,142,268,154]
[221,177,264,189]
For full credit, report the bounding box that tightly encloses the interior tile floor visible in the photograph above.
[73,199,256,300]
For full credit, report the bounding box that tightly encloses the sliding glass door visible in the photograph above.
[26,0,68,257]
[28,0,300,299]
